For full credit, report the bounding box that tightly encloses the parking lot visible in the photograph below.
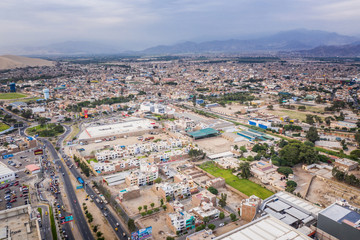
[0,148,44,171]
[0,180,30,210]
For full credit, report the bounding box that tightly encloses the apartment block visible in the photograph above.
[125,163,159,186]
[166,211,196,233]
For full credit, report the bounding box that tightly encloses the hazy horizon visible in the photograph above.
[1,0,360,51]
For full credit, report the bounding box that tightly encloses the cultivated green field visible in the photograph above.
[0,123,10,131]
[0,93,27,99]
[200,161,273,199]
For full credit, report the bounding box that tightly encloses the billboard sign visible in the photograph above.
[131,227,152,240]
[34,149,44,155]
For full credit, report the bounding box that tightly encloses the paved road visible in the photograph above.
[38,204,52,240]
[60,125,129,240]
[43,127,94,240]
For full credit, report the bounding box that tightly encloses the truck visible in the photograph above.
[94,140,102,143]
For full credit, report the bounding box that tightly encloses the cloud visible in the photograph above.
[0,0,359,50]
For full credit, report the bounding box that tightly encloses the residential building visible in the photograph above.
[125,163,158,186]
[166,211,196,233]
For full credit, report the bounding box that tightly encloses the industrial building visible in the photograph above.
[0,162,15,183]
[316,202,360,240]
[0,205,41,240]
[261,191,322,233]
[214,214,311,240]
[187,128,219,140]
[78,117,157,141]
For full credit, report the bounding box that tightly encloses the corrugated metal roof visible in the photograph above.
[215,215,311,240]
[285,207,310,220]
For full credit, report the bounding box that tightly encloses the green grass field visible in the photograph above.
[0,93,27,99]
[200,162,273,199]
[0,123,10,131]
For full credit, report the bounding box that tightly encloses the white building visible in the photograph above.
[0,162,15,183]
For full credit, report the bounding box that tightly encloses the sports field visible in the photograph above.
[200,161,273,199]
[0,93,27,99]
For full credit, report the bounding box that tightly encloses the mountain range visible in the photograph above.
[0,29,359,57]
[139,29,359,55]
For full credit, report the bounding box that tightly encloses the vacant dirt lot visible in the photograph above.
[138,212,174,240]
[121,186,162,217]
[195,136,233,154]
[217,187,246,213]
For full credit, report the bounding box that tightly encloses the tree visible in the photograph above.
[240,146,247,153]
[306,115,314,125]
[230,213,237,221]
[286,180,297,193]
[150,203,155,209]
[192,95,196,107]
[325,117,332,126]
[208,224,216,230]
[306,127,319,143]
[278,139,288,148]
[277,167,293,177]
[207,186,218,195]
[267,105,274,110]
[160,198,164,206]
[162,205,167,211]
[219,193,227,208]
[298,105,306,111]
[166,196,171,202]
[166,237,175,240]
[233,145,238,150]
[341,139,348,150]
[203,217,210,225]
[154,177,162,184]
[143,205,147,211]
[219,212,225,219]
[127,219,136,232]
[138,206,142,213]
[355,132,360,146]
[238,161,251,179]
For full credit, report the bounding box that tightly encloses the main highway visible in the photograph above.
[4,108,128,240]
[43,126,94,240]
[59,125,129,240]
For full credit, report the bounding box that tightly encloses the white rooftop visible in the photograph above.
[0,162,14,176]
[275,191,322,216]
[214,215,311,240]
[79,117,155,139]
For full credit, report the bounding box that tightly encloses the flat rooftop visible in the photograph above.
[0,205,40,240]
[214,215,311,240]
[320,203,360,225]
[79,117,155,140]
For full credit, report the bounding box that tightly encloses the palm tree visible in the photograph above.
[238,161,251,179]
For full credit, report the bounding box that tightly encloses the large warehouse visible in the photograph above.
[0,162,15,183]
[78,117,157,141]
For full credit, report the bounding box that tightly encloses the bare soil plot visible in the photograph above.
[137,212,173,240]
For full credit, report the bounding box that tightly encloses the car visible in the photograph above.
[219,223,225,227]
[73,200,77,203]
[10,199,16,203]
[103,212,108,217]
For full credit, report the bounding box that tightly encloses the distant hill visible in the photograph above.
[141,29,358,55]
[296,43,360,57]
[0,55,54,70]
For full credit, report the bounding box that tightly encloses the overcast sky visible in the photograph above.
[0,0,359,50]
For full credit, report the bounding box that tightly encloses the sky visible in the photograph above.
[0,0,360,51]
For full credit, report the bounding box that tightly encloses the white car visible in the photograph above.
[219,223,224,227]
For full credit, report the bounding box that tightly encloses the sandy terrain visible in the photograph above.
[138,212,173,240]
[121,186,162,217]
[0,55,54,70]
[217,187,246,213]
[195,136,234,154]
